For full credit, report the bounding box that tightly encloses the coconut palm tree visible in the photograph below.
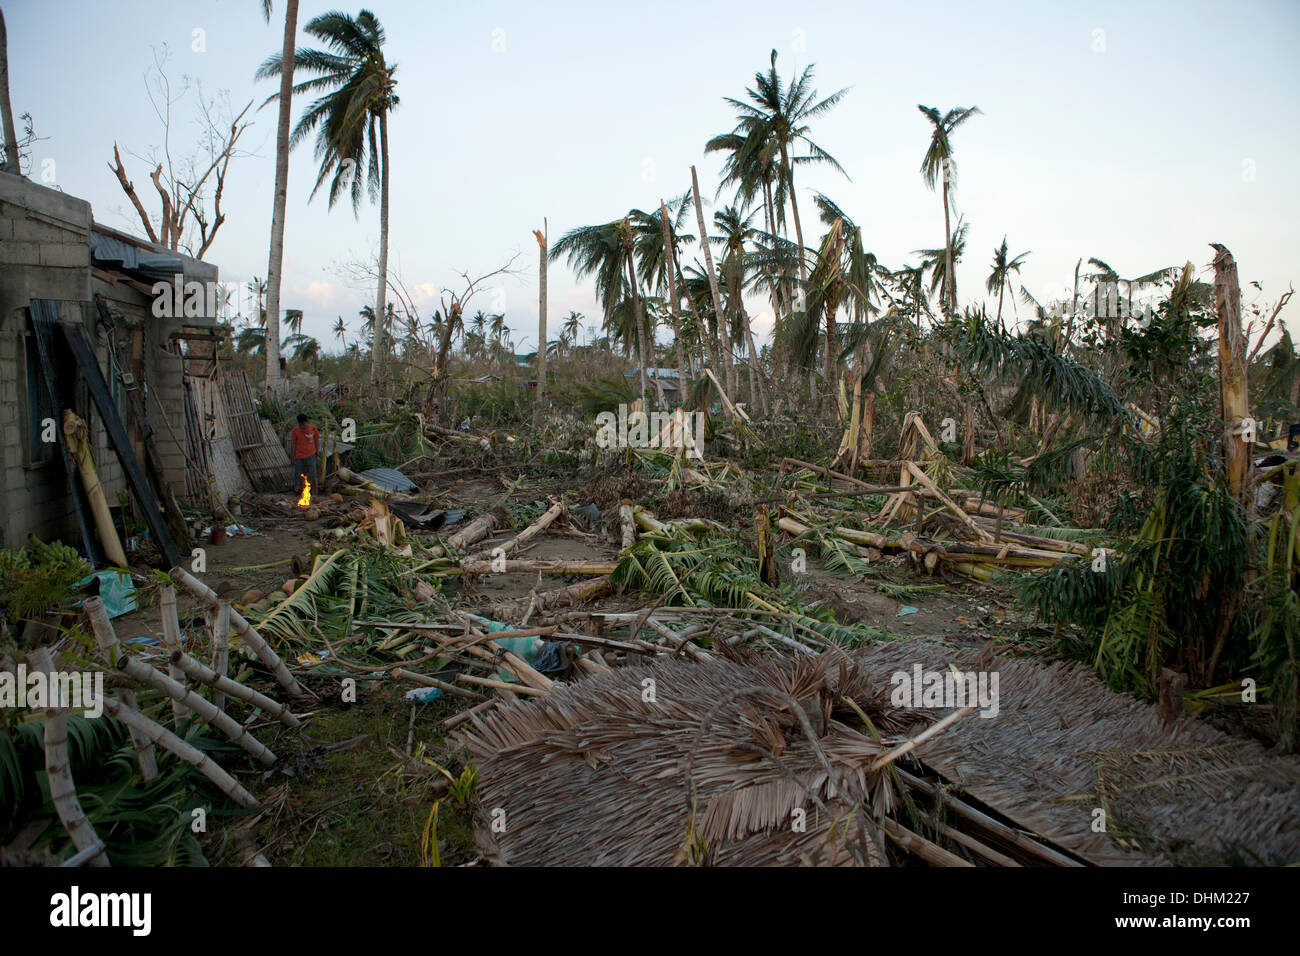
[0,10,19,172]
[257,9,398,388]
[332,315,347,345]
[247,276,268,326]
[235,326,267,357]
[987,236,1030,329]
[915,218,970,309]
[284,308,304,336]
[551,217,653,403]
[917,104,981,313]
[562,310,584,348]
[258,0,299,397]
[710,51,850,288]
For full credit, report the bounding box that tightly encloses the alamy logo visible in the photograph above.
[594,405,705,459]
[50,886,151,936]
[890,663,1000,718]
[0,665,104,718]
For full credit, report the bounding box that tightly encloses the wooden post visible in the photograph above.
[755,506,777,586]
[1211,244,1249,501]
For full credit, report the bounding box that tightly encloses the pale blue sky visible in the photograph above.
[6,0,1298,351]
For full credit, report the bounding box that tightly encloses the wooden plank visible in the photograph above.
[28,302,101,564]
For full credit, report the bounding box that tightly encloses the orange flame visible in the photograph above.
[297,480,311,508]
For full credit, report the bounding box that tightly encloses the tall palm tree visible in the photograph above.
[284,308,304,336]
[332,315,347,345]
[709,51,849,288]
[0,10,19,172]
[987,236,1030,329]
[257,9,399,388]
[247,276,268,326]
[917,104,980,313]
[258,0,299,396]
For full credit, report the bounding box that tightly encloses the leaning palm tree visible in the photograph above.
[710,51,850,286]
[257,9,398,387]
[257,0,300,396]
[332,315,347,345]
[917,104,980,313]
[987,236,1030,329]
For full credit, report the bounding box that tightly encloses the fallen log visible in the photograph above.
[468,499,566,564]
[452,559,617,576]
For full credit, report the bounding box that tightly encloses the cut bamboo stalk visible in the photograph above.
[60,840,109,868]
[456,674,548,696]
[880,816,972,867]
[932,820,1021,867]
[99,697,260,809]
[780,457,872,489]
[169,650,302,728]
[61,410,127,567]
[868,705,974,773]
[159,584,188,720]
[212,599,231,714]
[83,597,158,782]
[169,567,304,698]
[391,668,482,700]
[442,698,502,730]
[117,655,277,766]
[895,767,1083,867]
[29,648,110,867]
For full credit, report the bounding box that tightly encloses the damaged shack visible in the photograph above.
[0,172,290,560]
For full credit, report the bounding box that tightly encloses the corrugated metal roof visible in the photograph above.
[89,229,186,278]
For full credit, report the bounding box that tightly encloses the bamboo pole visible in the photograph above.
[117,655,277,766]
[83,597,158,782]
[29,648,110,867]
[99,697,260,809]
[159,584,188,720]
[61,411,127,567]
[169,566,304,698]
[456,674,547,696]
[169,650,302,728]
[880,816,973,867]
[619,501,636,550]
[391,668,481,700]
[211,599,230,713]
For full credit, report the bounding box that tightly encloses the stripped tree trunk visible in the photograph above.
[691,165,731,400]
[625,249,651,407]
[263,0,298,396]
[29,648,109,866]
[533,221,547,426]
[660,200,688,394]
[1211,244,1249,501]
[371,109,391,387]
[941,165,954,313]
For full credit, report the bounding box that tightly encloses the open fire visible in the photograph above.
[297,479,311,509]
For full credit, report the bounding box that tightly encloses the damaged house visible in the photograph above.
[0,171,283,564]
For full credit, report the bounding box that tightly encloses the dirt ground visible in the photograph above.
[107,468,1034,866]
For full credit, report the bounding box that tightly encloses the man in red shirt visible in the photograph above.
[289,413,321,494]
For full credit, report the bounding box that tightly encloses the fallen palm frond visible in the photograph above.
[613,510,889,647]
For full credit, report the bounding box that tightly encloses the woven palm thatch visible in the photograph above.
[843,641,1300,866]
[455,652,928,866]
[458,642,1300,866]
